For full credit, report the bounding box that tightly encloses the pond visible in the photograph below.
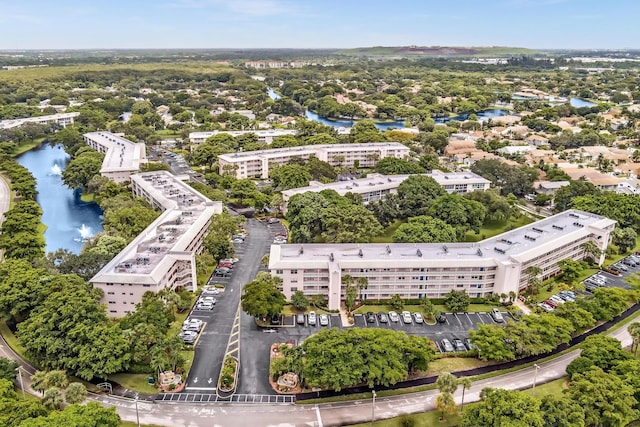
[17,143,103,254]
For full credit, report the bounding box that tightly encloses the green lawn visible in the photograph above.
[12,137,45,156]
[109,373,158,395]
[371,220,404,243]
[0,320,28,361]
[348,377,569,427]
[464,216,534,242]
[80,192,96,203]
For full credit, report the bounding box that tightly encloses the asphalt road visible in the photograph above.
[185,218,272,393]
[85,312,639,427]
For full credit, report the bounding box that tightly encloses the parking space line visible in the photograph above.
[453,313,462,326]
[478,313,486,324]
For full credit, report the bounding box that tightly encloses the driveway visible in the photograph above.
[185,218,272,393]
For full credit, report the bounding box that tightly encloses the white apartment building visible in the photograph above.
[280,171,491,213]
[189,129,298,144]
[83,132,148,183]
[91,171,223,317]
[218,142,411,179]
[269,210,615,310]
[0,112,80,130]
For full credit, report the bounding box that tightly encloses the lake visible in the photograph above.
[569,98,596,108]
[17,143,104,254]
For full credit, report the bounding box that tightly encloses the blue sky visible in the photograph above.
[0,0,637,50]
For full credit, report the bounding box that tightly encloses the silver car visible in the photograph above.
[388,311,400,322]
[401,311,412,324]
[308,311,317,326]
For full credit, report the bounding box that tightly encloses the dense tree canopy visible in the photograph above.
[392,216,457,243]
[241,273,286,318]
[471,159,538,197]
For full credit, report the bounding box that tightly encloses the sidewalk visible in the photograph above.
[338,307,353,327]
[513,299,532,315]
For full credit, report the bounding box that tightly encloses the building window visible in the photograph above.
[107,292,115,295]
[291,287,298,292]
[143,284,151,288]
[276,269,283,274]
[290,269,298,274]
[108,301,116,304]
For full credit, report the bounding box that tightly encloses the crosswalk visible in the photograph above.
[156,393,295,404]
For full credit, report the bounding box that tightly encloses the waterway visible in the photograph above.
[268,88,509,129]
[16,143,103,254]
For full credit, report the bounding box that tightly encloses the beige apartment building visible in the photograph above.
[83,132,147,183]
[189,129,298,144]
[280,171,491,214]
[218,142,411,179]
[0,112,80,129]
[269,210,615,310]
[91,171,223,317]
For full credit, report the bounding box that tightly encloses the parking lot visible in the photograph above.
[583,254,639,292]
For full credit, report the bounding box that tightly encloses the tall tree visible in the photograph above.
[462,388,543,427]
[436,392,456,421]
[241,273,286,319]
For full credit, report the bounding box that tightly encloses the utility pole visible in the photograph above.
[370,390,377,426]
[532,364,541,396]
[17,367,25,399]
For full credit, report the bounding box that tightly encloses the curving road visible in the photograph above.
[85,314,639,426]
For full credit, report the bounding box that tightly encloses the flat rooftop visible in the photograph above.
[271,210,615,266]
[84,132,146,172]
[218,142,409,162]
[91,171,222,284]
[0,112,79,129]
[282,171,490,198]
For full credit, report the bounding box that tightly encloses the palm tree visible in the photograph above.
[64,382,87,404]
[458,377,472,413]
[436,392,456,421]
[30,371,47,396]
[435,372,458,394]
[42,387,63,410]
[508,291,516,303]
[525,266,543,295]
[500,293,508,303]
[628,322,640,355]
[581,240,602,262]
[355,276,369,302]
[44,370,68,389]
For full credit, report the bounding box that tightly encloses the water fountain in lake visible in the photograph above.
[50,164,62,175]
[76,224,92,242]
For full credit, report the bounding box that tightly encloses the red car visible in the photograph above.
[545,299,558,308]
[217,262,233,269]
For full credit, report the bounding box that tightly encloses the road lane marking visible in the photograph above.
[316,405,323,427]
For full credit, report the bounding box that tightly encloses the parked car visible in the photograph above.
[296,313,305,325]
[615,263,629,272]
[202,286,220,295]
[178,330,198,344]
[308,311,317,326]
[436,313,447,324]
[548,295,565,305]
[413,312,424,324]
[366,312,376,323]
[452,338,466,352]
[463,338,475,351]
[196,301,214,310]
[388,311,400,323]
[545,299,558,309]
[319,314,329,326]
[214,267,231,276]
[200,296,217,304]
[182,319,203,332]
[377,312,389,323]
[220,258,239,265]
[490,308,504,323]
[538,302,554,312]
[401,311,412,324]
[270,313,282,325]
[441,339,455,352]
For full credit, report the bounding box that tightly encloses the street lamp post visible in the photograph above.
[17,367,25,399]
[532,364,541,396]
[135,396,140,427]
[370,390,377,426]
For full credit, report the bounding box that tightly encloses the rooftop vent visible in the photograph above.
[569,213,580,219]
[532,227,544,233]
[477,248,483,257]
[573,222,584,228]
[299,245,304,255]
[552,224,565,230]
[494,247,506,254]
[525,235,537,241]
[329,253,334,262]
[417,249,422,257]
[386,245,391,255]
[358,249,363,258]
[443,245,449,254]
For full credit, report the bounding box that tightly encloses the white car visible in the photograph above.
[196,301,214,310]
[202,286,220,295]
[413,312,424,324]
[319,314,329,326]
[199,296,217,305]
[490,308,504,323]
[182,319,203,332]
[388,311,400,322]
[401,311,412,324]
[308,311,317,326]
